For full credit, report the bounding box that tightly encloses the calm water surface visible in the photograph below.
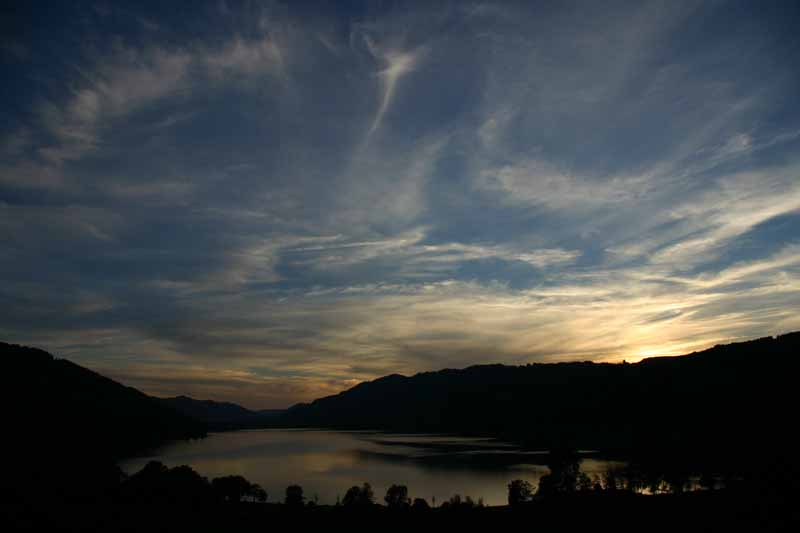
[120,429,622,506]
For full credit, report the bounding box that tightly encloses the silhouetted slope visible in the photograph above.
[1,342,206,457]
[160,395,285,429]
[1,341,206,502]
[281,333,800,468]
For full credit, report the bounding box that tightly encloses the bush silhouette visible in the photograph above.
[212,475,261,502]
[118,461,212,503]
[411,497,430,510]
[440,494,481,509]
[285,484,305,506]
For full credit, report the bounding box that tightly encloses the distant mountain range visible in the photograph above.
[160,395,284,430]
[4,332,799,476]
[278,332,800,468]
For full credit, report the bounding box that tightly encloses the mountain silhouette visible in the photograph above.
[279,332,800,472]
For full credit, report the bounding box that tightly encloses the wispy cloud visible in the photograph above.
[37,47,192,165]
[364,37,424,136]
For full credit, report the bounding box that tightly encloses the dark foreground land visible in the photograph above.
[3,490,798,532]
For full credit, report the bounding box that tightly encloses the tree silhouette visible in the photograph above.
[342,482,375,506]
[384,484,410,509]
[578,472,593,492]
[362,482,375,504]
[507,479,534,506]
[538,449,582,497]
[249,483,267,503]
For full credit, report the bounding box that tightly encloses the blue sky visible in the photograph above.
[2,1,800,408]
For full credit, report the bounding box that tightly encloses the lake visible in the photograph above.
[119,429,623,506]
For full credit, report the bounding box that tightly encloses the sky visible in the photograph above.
[2,1,800,409]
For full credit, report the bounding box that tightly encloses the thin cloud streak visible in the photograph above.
[365,37,423,136]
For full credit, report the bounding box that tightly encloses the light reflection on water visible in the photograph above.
[119,429,623,506]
